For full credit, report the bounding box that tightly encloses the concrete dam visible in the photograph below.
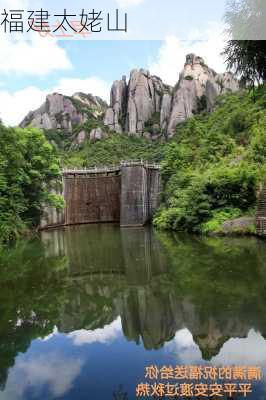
[41,161,162,229]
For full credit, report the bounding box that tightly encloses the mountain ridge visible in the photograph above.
[20,54,239,145]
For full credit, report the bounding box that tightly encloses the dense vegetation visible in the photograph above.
[0,124,62,244]
[153,86,266,233]
[63,133,163,167]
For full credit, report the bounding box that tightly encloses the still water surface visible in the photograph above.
[0,225,266,399]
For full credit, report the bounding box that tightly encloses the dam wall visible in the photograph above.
[40,162,161,229]
[120,162,161,227]
[64,169,121,225]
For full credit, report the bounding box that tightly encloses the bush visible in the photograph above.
[201,208,242,234]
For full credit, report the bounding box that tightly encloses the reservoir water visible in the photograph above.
[0,224,266,399]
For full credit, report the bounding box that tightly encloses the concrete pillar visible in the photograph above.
[147,167,162,220]
[120,163,149,227]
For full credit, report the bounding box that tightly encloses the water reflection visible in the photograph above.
[0,225,265,399]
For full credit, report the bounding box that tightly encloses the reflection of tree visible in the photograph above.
[1,226,266,389]
[157,232,266,358]
[0,239,69,390]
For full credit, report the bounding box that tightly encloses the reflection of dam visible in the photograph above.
[41,225,167,284]
[41,226,266,355]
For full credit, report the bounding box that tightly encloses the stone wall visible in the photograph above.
[40,181,65,229]
[120,162,161,227]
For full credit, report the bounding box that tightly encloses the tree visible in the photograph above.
[224,40,266,85]
[223,0,266,85]
[0,124,62,243]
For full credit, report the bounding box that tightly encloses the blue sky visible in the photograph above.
[0,0,229,125]
[4,41,161,92]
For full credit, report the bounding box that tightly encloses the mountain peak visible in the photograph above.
[104,54,239,138]
[185,53,205,66]
[19,54,239,143]
[20,92,107,132]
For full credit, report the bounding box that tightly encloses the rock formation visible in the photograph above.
[104,76,127,133]
[20,92,107,143]
[167,54,239,136]
[20,54,239,143]
[104,54,239,138]
[104,69,172,138]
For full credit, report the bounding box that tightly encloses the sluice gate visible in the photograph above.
[41,161,162,229]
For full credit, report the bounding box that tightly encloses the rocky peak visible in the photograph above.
[20,92,107,133]
[166,54,239,136]
[20,54,239,144]
[104,68,172,138]
[104,76,128,133]
[185,53,205,66]
[103,54,239,139]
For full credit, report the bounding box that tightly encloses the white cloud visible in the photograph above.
[0,37,72,76]
[116,0,144,8]
[164,328,266,368]
[0,0,71,76]
[0,86,48,126]
[54,77,110,102]
[165,328,202,364]
[39,326,59,341]
[0,76,110,126]
[3,352,83,399]
[149,23,227,86]
[212,329,266,366]
[69,317,122,346]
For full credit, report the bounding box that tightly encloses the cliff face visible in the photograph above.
[104,54,239,138]
[20,54,239,142]
[104,69,172,140]
[20,92,107,136]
